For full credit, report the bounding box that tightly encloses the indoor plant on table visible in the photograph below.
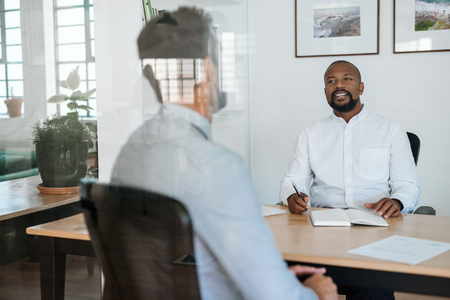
[33,65,96,188]
[47,65,98,174]
[32,113,92,187]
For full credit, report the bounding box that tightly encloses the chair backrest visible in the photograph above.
[405,132,436,215]
[406,132,420,166]
[79,180,201,300]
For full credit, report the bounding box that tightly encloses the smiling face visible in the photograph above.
[324,61,364,116]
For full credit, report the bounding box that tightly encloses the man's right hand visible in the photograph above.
[287,193,310,214]
[303,273,338,300]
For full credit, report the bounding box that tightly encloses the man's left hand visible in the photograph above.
[364,198,402,219]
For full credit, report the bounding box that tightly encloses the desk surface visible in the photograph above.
[0,175,80,221]
[265,206,450,279]
[26,213,89,241]
[26,206,450,279]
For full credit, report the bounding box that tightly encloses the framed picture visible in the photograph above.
[394,0,450,53]
[295,0,380,58]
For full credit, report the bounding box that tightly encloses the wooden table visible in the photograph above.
[0,175,80,221]
[27,207,450,299]
[0,175,82,264]
[265,206,450,297]
[27,214,95,300]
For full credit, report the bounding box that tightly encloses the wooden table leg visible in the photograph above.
[39,236,66,300]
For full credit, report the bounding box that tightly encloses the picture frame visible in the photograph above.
[295,0,380,58]
[394,0,450,54]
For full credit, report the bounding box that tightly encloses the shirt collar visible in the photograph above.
[160,104,211,140]
[330,104,369,125]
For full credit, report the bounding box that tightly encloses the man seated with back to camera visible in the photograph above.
[111,6,337,300]
[279,60,420,299]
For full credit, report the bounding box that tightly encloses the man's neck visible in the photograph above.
[334,103,363,123]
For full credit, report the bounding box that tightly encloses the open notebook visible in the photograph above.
[310,209,389,227]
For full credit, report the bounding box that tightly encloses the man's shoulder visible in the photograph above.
[303,115,334,132]
[365,112,403,129]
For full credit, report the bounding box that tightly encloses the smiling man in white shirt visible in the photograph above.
[279,60,420,220]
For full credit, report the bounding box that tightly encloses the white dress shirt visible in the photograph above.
[279,106,420,212]
[112,104,318,300]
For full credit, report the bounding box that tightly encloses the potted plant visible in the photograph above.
[32,114,92,187]
[43,65,99,182]
[4,88,23,118]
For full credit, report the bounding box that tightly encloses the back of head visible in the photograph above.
[138,7,224,120]
[138,7,217,64]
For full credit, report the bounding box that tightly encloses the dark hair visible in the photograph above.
[138,7,217,65]
[325,60,362,82]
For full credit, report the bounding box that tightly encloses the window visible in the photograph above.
[53,0,95,118]
[144,58,206,104]
[0,0,23,117]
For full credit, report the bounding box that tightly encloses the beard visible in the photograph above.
[328,89,359,113]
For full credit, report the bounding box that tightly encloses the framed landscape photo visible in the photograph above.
[394,0,450,53]
[295,0,380,58]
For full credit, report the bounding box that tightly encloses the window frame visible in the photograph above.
[53,0,95,118]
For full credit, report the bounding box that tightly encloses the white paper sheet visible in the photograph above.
[348,235,450,265]
[261,205,289,217]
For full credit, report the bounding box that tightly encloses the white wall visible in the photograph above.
[94,0,145,182]
[248,0,450,216]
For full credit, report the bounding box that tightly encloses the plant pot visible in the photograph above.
[4,98,23,118]
[35,141,89,187]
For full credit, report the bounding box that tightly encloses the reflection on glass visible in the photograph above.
[0,97,6,114]
[56,0,83,8]
[5,11,20,28]
[8,81,23,97]
[0,81,6,95]
[58,44,86,61]
[4,0,20,10]
[58,26,85,44]
[6,28,21,45]
[90,22,95,39]
[221,32,236,93]
[59,63,82,79]
[91,42,95,57]
[6,45,22,62]
[88,63,96,78]
[57,8,84,26]
[7,64,22,79]
[0,65,5,80]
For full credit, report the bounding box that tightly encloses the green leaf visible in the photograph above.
[67,102,77,110]
[81,88,96,98]
[47,94,69,103]
[66,66,80,90]
[78,105,94,111]
[69,90,83,100]
[59,80,70,89]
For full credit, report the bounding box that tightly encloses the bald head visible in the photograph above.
[324,60,361,83]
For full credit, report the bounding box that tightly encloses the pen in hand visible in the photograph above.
[291,181,309,211]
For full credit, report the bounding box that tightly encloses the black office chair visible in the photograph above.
[79,180,201,300]
[406,132,436,215]
[406,132,420,166]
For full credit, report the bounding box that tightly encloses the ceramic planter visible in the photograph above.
[35,141,89,187]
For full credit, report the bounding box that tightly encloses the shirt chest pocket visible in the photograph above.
[359,148,389,180]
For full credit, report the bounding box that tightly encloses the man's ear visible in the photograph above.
[204,57,217,85]
[143,64,163,102]
[359,82,365,95]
